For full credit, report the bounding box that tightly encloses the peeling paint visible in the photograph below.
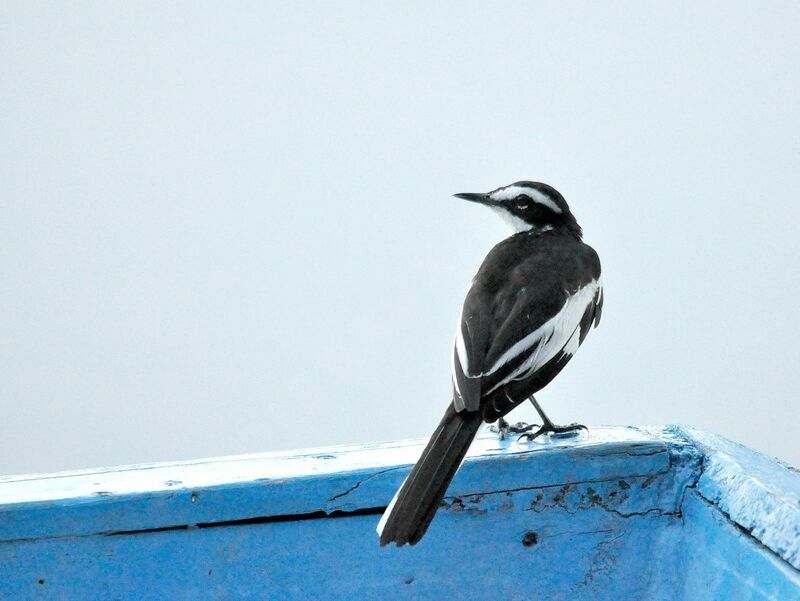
[521,531,538,547]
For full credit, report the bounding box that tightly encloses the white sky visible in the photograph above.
[2,2,799,474]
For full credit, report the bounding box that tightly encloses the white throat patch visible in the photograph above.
[490,185,563,214]
[490,206,534,234]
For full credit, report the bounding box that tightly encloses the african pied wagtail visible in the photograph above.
[378,181,603,547]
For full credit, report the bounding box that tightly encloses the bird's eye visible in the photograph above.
[514,196,529,209]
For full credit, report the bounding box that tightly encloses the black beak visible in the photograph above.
[454,192,493,205]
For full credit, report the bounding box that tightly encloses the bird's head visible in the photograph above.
[455,181,581,238]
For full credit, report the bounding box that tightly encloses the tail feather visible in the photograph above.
[377,404,482,546]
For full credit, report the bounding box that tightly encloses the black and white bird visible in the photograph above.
[377,181,602,547]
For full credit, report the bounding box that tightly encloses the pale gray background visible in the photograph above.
[2,2,799,475]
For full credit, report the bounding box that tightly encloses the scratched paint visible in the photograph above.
[0,426,797,599]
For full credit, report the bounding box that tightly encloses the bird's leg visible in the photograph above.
[517,396,587,441]
[490,417,539,440]
[491,417,510,440]
[490,390,541,440]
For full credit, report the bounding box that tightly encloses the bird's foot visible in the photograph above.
[490,418,539,441]
[517,422,587,442]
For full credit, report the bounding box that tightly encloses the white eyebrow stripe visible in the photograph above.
[490,186,563,214]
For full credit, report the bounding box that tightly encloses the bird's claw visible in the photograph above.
[517,423,588,443]
[491,419,539,441]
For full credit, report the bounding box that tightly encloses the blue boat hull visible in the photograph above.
[1,426,798,599]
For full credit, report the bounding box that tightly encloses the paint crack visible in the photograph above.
[326,468,401,508]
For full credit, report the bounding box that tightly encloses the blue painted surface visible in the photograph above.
[0,426,797,600]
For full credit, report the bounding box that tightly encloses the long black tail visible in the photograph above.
[377,403,483,546]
